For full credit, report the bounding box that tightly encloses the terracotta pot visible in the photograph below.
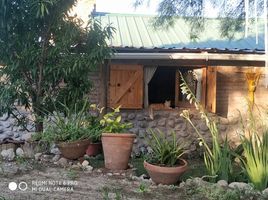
[102,133,135,170]
[144,159,188,185]
[57,139,91,160]
[86,142,102,156]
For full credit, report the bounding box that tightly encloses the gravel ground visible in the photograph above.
[0,167,189,200]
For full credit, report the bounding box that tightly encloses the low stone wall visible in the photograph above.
[0,112,33,143]
[0,105,242,157]
[120,109,241,157]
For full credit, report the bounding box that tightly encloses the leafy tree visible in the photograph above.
[134,0,266,38]
[0,0,113,132]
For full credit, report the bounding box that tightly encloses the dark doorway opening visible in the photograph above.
[148,67,176,107]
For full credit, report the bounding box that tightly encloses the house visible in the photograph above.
[89,12,268,155]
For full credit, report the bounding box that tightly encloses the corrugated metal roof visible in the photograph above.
[95,12,265,53]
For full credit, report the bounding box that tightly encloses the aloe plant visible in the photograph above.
[146,129,185,166]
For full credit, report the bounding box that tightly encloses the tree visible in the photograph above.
[134,0,266,39]
[0,0,113,132]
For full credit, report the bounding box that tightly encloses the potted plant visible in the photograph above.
[100,106,134,170]
[38,101,92,160]
[86,104,104,156]
[144,129,188,185]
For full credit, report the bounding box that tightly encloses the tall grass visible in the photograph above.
[239,105,268,190]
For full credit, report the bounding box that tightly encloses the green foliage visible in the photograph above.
[35,101,92,143]
[239,107,268,190]
[87,104,104,142]
[136,182,149,193]
[0,0,113,132]
[100,106,132,133]
[66,169,79,180]
[146,129,185,166]
[179,72,234,182]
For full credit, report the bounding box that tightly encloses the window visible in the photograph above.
[148,67,176,107]
[108,64,217,113]
[148,66,202,108]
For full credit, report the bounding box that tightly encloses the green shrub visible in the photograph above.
[36,101,92,143]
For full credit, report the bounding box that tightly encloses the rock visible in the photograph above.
[0,114,9,121]
[121,112,128,118]
[129,128,139,135]
[34,153,42,161]
[21,132,35,141]
[199,122,209,132]
[1,148,15,161]
[138,121,147,128]
[219,125,227,131]
[0,129,4,134]
[167,119,175,128]
[175,117,184,124]
[148,121,157,128]
[41,154,54,162]
[16,148,24,157]
[217,180,228,187]
[70,164,81,170]
[14,133,20,138]
[136,114,144,121]
[58,157,68,167]
[158,119,166,127]
[0,163,19,175]
[50,147,61,155]
[6,131,14,137]
[229,182,252,190]
[220,117,229,125]
[128,113,136,120]
[81,160,89,167]
[177,130,188,137]
[107,173,113,176]
[262,188,268,195]
[138,130,146,138]
[52,155,61,162]
[174,123,187,131]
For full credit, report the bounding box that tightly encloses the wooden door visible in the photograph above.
[108,64,143,109]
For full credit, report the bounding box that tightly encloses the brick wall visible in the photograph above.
[216,67,268,117]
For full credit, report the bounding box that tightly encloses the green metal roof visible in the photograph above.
[95,12,265,53]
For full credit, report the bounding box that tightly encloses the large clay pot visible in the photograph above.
[144,159,188,185]
[102,133,135,170]
[86,142,102,156]
[57,139,91,160]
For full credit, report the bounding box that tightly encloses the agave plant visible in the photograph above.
[146,129,185,166]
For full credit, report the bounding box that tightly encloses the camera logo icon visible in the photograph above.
[8,182,28,191]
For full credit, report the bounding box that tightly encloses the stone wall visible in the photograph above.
[120,109,241,157]
[88,70,101,104]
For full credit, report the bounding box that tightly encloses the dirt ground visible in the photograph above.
[0,166,190,200]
